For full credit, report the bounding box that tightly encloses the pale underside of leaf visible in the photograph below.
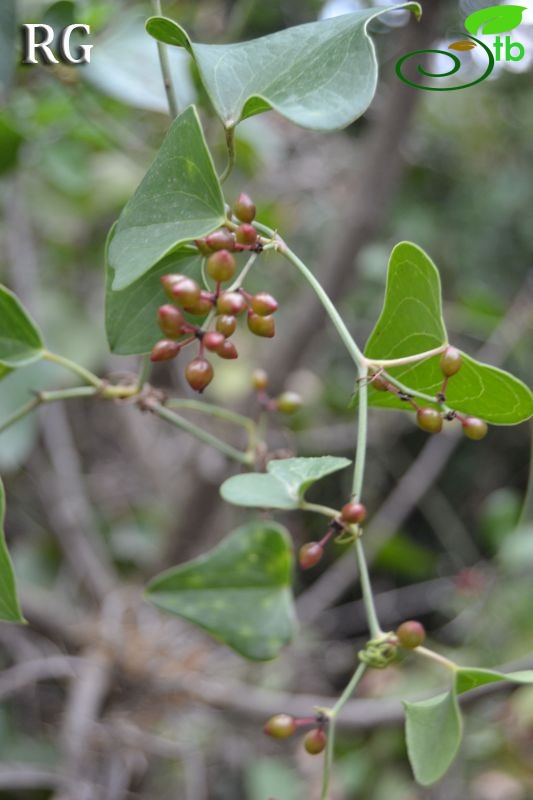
[404,690,462,786]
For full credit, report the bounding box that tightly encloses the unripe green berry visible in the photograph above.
[216,315,237,337]
[207,250,236,283]
[340,501,367,524]
[150,339,180,362]
[194,238,212,256]
[303,729,327,755]
[250,292,278,316]
[299,542,323,570]
[157,304,186,338]
[396,620,426,649]
[416,407,443,434]
[440,346,462,378]
[185,357,214,393]
[167,276,201,308]
[371,374,389,392]
[203,331,225,352]
[233,192,256,223]
[252,369,268,391]
[263,713,296,739]
[247,312,275,338]
[205,228,235,251]
[184,290,215,316]
[462,417,488,440]
[276,391,302,414]
[235,223,258,246]
[217,340,238,359]
[217,292,247,316]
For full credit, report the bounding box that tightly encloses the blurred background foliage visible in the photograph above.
[0,0,532,798]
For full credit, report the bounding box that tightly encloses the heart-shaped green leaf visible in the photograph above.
[146,4,421,132]
[0,286,44,374]
[455,667,533,695]
[465,5,526,36]
[220,456,351,510]
[145,521,295,660]
[108,106,225,290]
[364,243,533,425]
[0,479,24,622]
[404,690,463,786]
[105,224,204,355]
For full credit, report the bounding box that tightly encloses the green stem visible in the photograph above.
[320,662,368,800]
[42,350,103,389]
[0,397,41,435]
[219,126,236,183]
[0,386,100,436]
[136,354,151,392]
[414,646,458,673]
[381,370,451,410]
[300,501,339,519]
[365,345,447,369]
[355,537,382,639]
[153,0,179,118]
[149,402,252,465]
[166,398,255,433]
[352,365,368,498]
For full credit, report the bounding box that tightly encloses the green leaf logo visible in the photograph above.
[464,5,526,36]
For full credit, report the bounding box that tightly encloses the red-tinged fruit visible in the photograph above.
[340,501,367,524]
[185,357,214,393]
[440,346,462,378]
[217,340,238,359]
[263,714,296,739]
[217,292,247,316]
[303,729,327,755]
[250,292,278,316]
[462,417,488,440]
[299,542,323,570]
[205,228,235,251]
[207,250,236,282]
[233,192,256,223]
[252,368,268,391]
[276,391,302,414]
[185,290,215,316]
[396,620,426,649]
[247,312,275,338]
[203,331,226,352]
[416,407,443,434]
[235,223,258,246]
[150,339,180,362]
[371,373,389,392]
[157,305,186,338]
[216,315,237,337]
[168,276,201,308]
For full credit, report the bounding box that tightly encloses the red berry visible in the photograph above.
[250,292,278,316]
[276,391,302,414]
[168,276,201,308]
[216,315,237,337]
[303,729,327,755]
[247,312,275,338]
[217,292,247,316]
[299,542,323,570]
[263,714,296,739]
[340,502,367,524]
[207,250,236,283]
[217,340,238,359]
[203,331,225,352]
[150,339,180,362]
[252,369,268,391]
[233,192,256,223]
[396,620,426,649]
[205,228,235,251]
[185,358,214,393]
[371,373,389,392]
[235,223,258,246]
[462,417,488,440]
[185,290,215,316]
[157,304,186,338]
[416,407,443,434]
[440,346,462,378]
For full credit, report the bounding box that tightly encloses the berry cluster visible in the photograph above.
[299,501,367,570]
[150,194,280,393]
[251,369,303,414]
[264,713,327,755]
[371,346,488,440]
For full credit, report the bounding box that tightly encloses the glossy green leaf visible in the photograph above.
[108,106,225,290]
[364,243,533,424]
[0,286,44,372]
[146,521,295,660]
[146,4,421,132]
[465,5,526,36]
[105,223,203,355]
[455,667,533,695]
[404,690,462,786]
[0,479,24,622]
[220,456,351,510]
